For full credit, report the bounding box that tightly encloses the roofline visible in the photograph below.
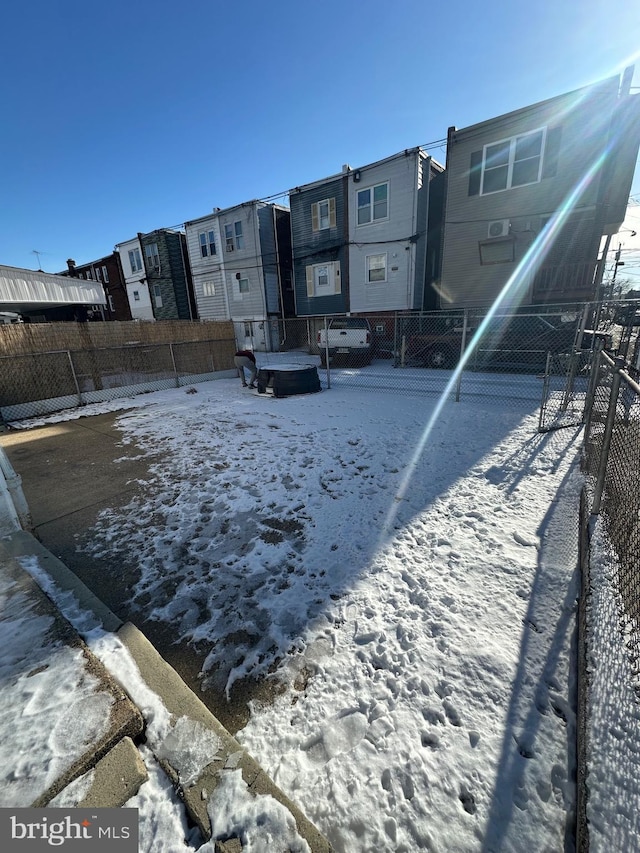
[450,74,621,140]
[184,198,280,227]
[290,147,444,194]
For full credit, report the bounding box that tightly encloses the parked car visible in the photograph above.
[317,317,373,366]
[405,314,611,373]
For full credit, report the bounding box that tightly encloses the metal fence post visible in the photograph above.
[169,343,179,387]
[582,348,603,443]
[323,316,331,389]
[67,351,82,406]
[454,310,469,403]
[591,361,623,515]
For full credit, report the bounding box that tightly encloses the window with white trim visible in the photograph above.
[305,261,341,297]
[128,248,143,273]
[86,269,93,280]
[481,129,545,195]
[153,284,163,307]
[225,221,244,252]
[312,198,336,231]
[95,267,102,282]
[202,280,216,296]
[133,290,140,301]
[238,277,249,293]
[102,266,109,283]
[199,230,216,257]
[366,253,387,283]
[357,182,388,225]
[145,243,160,270]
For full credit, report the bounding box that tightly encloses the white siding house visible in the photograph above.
[115,237,154,321]
[347,148,438,313]
[185,201,291,351]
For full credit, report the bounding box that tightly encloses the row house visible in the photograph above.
[63,255,131,321]
[184,201,293,351]
[114,229,196,321]
[439,71,640,309]
[290,148,445,324]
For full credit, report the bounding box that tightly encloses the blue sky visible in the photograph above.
[1,0,639,280]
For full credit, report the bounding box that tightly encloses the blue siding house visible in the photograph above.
[290,168,350,315]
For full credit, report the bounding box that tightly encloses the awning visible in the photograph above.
[0,265,106,313]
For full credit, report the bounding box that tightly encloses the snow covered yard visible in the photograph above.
[58,375,582,852]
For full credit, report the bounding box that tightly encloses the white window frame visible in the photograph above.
[145,243,160,271]
[311,198,336,231]
[95,267,102,282]
[199,230,216,258]
[102,266,109,283]
[480,128,546,195]
[305,261,341,297]
[238,276,249,294]
[153,283,163,307]
[357,182,389,226]
[133,290,140,301]
[366,253,388,283]
[128,248,142,274]
[225,221,244,252]
[202,280,216,297]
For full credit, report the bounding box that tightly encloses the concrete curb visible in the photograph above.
[2,530,331,851]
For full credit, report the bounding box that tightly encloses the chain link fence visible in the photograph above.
[582,353,640,657]
[0,337,236,422]
[242,302,639,407]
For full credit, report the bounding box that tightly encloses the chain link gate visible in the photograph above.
[538,349,595,432]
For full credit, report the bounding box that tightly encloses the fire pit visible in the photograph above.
[256,364,321,398]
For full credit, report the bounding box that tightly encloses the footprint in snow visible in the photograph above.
[512,530,540,548]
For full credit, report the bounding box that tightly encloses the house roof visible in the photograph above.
[0,265,106,313]
[289,147,444,195]
[449,75,621,142]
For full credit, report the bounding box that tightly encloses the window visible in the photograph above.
[86,269,93,280]
[312,198,336,231]
[225,221,244,252]
[481,129,545,195]
[305,261,341,297]
[102,266,109,283]
[95,267,102,282]
[133,290,140,301]
[145,243,160,270]
[357,182,388,225]
[153,284,163,307]
[479,237,515,265]
[128,248,143,273]
[233,275,250,300]
[199,230,216,258]
[202,280,216,296]
[366,253,387,283]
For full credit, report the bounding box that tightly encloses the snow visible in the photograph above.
[3,373,639,850]
[584,519,640,851]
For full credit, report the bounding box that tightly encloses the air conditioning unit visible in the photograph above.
[487,219,510,238]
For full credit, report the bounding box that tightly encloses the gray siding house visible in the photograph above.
[439,72,640,309]
[185,201,292,350]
